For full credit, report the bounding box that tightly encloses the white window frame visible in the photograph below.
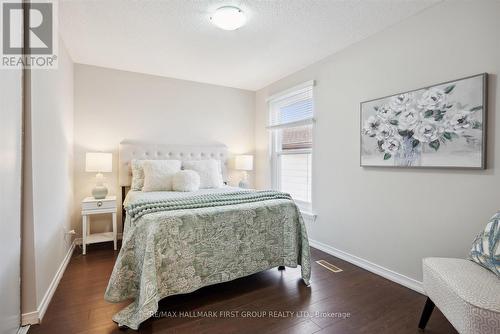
[268,81,315,212]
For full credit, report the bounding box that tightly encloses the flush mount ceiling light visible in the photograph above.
[210,6,246,30]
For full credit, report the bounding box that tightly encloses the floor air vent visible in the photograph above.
[316,260,343,273]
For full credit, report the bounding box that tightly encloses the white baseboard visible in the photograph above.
[38,239,76,320]
[21,239,76,325]
[20,311,38,326]
[17,325,30,334]
[309,239,424,295]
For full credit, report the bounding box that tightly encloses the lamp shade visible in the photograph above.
[235,155,253,171]
[85,152,112,173]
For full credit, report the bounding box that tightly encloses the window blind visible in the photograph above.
[282,124,312,150]
[268,81,315,206]
[268,83,314,129]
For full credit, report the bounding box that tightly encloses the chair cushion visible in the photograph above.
[423,258,500,334]
[469,212,500,277]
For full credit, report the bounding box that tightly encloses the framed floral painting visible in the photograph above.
[360,73,487,168]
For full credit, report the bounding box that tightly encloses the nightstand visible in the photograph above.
[81,196,117,255]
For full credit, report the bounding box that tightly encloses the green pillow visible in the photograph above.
[469,212,500,277]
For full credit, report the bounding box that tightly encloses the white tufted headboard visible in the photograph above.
[119,142,229,187]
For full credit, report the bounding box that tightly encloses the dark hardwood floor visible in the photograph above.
[28,244,456,334]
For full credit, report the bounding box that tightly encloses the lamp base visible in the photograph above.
[92,185,108,199]
[238,180,250,189]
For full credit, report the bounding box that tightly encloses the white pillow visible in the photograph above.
[172,170,200,192]
[130,159,145,190]
[182,159,223,189]
[142,160,182,192]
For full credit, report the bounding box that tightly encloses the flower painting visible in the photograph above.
[360,74,487,168]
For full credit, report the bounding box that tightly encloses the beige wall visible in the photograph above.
[255,0,500,283]
[73,65,255,233]
[22,38,74,317]
[0,43,22,334]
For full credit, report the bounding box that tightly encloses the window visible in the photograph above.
[268,81,314,210]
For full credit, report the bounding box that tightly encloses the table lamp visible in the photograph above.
[85,152,112,199]
[235,155,253,188]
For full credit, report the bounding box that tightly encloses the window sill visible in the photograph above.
[300,210,317,223]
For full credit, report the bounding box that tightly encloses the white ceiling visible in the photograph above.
[60,0,439,91]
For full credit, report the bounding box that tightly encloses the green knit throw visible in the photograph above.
[127,190,293,221]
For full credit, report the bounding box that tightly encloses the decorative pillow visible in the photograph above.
[142,160,182,192]
[131,159,146,190]
[182,159,223,189]
[172,170,200,192]
[468,211,500,277]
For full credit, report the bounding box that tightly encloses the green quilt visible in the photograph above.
[104,191,311,330]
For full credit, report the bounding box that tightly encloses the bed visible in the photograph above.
[104,142,311,330]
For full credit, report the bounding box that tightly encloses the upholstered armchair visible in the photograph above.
[418,257,500,334]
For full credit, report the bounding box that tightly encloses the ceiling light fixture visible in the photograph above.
[210,6,246,31]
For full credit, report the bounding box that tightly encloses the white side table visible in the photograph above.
[81,196,117,255]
